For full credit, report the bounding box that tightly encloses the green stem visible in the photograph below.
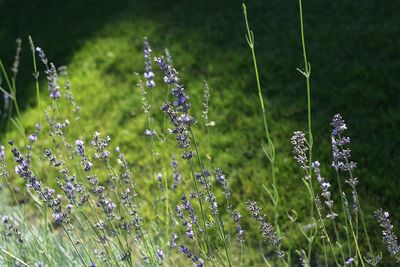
[189,128,232,266]
[187,155,212,256]
[242,3,280,237]
[29,36,41,112]
[342,153,374,257]
[298,1,318,264]
[346,211,365,267]
[61,225,87,266]
[335,171,352,259]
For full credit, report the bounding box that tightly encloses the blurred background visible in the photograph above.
[0,0,399,264]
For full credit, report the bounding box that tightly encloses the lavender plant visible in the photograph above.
[375,209,399,262]
[0,2,396,266]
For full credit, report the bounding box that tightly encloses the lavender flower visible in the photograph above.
[178,245,204,266]
[331,114,360,213]
[47,66,60,99]
[215,168,231,200]
[145,129,156,136]
[291,131,309,172]
[91,132,111,160]
[155,56,196,159]
[64,182,76,203]
[138,76,150,114]
[205,191,218,216]
[155,56,180,84]
[232,210,244,243]
[331,114,356,172]
[11,38,22,79]
[157,172,163,190]
[156,248,164,261]
[63,77,81,121]
[0,145,4,161]
[312,161,337,220]
[185,223,195,239]
[28,134,37,143]
[28,123,41,144]
[11,144,70,223]
[195,172,207,188]
[176,195,200,238]
[202,81,211,125]
[116,147,134,185]
[75,139,93,172]
[36,47,48,65]
[375,209,400,262]
[168,233,178,248]
[247,200,284,257]
[345,258,355,265]
[98,198,116,220]
[76,140,85,157]
[143,37,155,88]
[181,194,197,225]
[36,47,61,99]
[179,245,193,258]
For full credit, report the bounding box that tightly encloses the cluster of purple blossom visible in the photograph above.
[232,210,244,243]
[44,148,62,167]
[375,209,400,262]
[330,114,360,211]
[75,139,93,172]
[176,195,199,239]
[312,161,337,220]
[26,122,42,164]
[0,144,5,161]
[193,170,219,216]
[11,141,71,223]
[47,151,89,206]
[144,129,156,137]
[154,55,196,160]
[215,168,231,201]
[11,38,22,79]
[247,200,284,258]
[28,123,41,144]
[90,131,111,160]
[36,47,61,99]
[331,114,357,172]
[178,245,204,267]
[143,37,155,89]
[291,131,309,173]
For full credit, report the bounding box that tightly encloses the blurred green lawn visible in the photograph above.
[0,0,399,264]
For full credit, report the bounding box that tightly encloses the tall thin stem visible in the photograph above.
[188,128,232,266]
[335,171,352,259]
[242,2,280,236]
[298,0,317,262]
[29,36,41,112]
